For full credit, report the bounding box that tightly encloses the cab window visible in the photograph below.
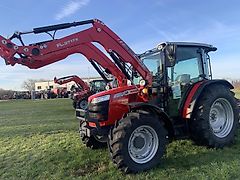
[170,47,202,84]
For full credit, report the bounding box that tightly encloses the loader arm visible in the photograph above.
[54,75,90,91]
[0,19,152,86]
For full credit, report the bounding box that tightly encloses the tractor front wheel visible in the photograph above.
[190,84,239,148]
[109,112,167,173]
[78,99,88,110]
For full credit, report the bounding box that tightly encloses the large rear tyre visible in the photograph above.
[79,120,106,149]
[109,112,167,173]
[190,84,239,148]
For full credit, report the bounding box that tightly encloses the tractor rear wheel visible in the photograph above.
[109,112,167,173]
[190,84,239,148]
[79,120,106,149]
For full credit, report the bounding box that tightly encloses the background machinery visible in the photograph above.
[0,19,238,173]
[54,75,106,109]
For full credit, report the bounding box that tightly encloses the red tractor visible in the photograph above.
[0,19,238,173]
[54,75,106,109]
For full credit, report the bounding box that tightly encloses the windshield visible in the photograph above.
[90,80,106,91]
[133,51,161,84]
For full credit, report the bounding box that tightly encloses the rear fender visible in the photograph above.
[181,80,233,119]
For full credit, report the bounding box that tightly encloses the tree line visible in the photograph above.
[0,79,47,99]
[1,78,240,100]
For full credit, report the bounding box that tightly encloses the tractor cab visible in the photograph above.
[138,42,217,116]
[89,79,107,93]
[1,19,238,173]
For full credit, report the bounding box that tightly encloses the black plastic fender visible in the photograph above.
[128,102,174,138]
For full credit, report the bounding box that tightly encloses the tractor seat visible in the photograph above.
[175,74,191,85]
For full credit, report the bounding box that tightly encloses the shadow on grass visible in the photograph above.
[24,144,109,178]
[41,133,240,178]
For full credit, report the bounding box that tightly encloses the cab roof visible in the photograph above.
[160,42,217,52]
[139,41,217,58]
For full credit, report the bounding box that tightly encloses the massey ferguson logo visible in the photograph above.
[56,38,79,48]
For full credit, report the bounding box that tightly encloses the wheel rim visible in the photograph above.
[209,98,234,138]
[79,100,88,110]
[128,125,158,164]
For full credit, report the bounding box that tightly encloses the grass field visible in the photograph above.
[0,99,240,179]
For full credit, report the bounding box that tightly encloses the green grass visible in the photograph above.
[0,99,240,179]
[234,90,240,99]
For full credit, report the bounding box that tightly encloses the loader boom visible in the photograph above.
[54,75,90,91]
[0,19,152,86]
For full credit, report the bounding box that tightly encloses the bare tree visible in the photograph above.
[22,79,38,91]
[232,80,240,90]
[22,79,47,91]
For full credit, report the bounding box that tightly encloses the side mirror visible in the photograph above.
[164,44,176,67]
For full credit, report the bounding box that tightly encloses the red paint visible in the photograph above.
[0,19,154,129]
[88,85,145,127]
[54,75,90,91]
[0,19,152,86]
[54,75,94,103]
[182,81,203,118]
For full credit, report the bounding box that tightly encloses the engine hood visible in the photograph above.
[88,85,138,102]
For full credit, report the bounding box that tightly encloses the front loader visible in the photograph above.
[54,75,106,109]
[54,75,90,109]
[0,19,238,173]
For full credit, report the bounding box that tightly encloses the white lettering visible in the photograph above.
[56,38,79,48]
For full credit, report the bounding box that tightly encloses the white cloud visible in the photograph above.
[55,0,90,20]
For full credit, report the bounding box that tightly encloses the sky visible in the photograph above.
[0,0,240,90]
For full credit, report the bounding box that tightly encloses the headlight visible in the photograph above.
[139,79,146,86]
[91,95,110,104]
[105,85,110,90]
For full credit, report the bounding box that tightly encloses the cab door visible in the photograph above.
[167,46,204,117]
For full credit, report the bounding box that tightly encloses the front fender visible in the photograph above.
[128,102,174,138]
[128,102,168,117]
